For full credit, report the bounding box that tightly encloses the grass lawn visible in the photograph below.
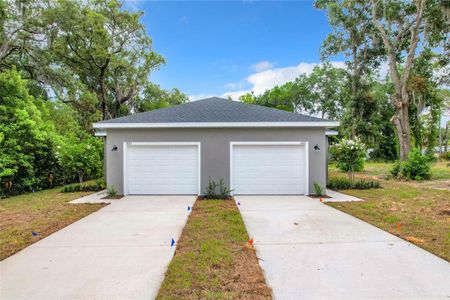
[157,199,272,300]
[327,161,450,261]
[0,185,105,261]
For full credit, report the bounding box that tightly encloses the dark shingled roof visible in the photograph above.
[99,97,332,123]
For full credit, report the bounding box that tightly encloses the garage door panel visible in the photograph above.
[126,144,199,195]
[232,144,307,195]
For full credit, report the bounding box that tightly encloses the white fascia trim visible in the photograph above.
[325,130,339,136]
[93,121,340,129]
[94,132,107,137]
[230,141,306,146]
[130,142,200,146]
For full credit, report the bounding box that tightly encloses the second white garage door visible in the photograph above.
[231,142,308,195]
[124,143,200,195]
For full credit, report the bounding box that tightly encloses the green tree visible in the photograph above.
[370,0,448,160]
[0,68,55,194]
[331,138,366,182]
[134,82,188,112]
[239,64,346,119]
[307,63,347,119]
[58,135,103,185]
[316,0,384,139]
[44,0,164,119]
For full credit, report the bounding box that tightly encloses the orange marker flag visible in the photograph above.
[248,238,254,246]
[320,198,323,203]
[397,223,401,233]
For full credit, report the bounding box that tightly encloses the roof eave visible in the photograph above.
[93,121,340,129]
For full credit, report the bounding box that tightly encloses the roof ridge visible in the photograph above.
[96,96,336,125]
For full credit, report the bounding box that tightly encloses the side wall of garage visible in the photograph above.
[104,127,326,195]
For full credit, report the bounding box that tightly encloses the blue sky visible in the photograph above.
[126,0,344,99]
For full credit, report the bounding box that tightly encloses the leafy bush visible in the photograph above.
[61,180,105,193]
[390,160,402,178]
[327,177,380,190]
[203,178,232,199]
[107,185,118,197]
[400,149,431,180]
[313,182,325,196]
[0,69,103,197]
[440,151,450,161]
[327,177,352,190]
[353,179,380,189]
[57,135,103,185]
[330,138,366,182]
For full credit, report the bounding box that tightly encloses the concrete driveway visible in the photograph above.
[236,196,450,299]
[0,196,196,300]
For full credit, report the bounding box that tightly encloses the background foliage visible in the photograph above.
[0,0,189,196]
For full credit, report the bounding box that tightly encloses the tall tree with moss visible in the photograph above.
[317,0,448,160]
[316,0,385,141]
[370,0,448,160]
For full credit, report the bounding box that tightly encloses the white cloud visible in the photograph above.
[189,61,347,101]
[248,61,346,95]
[250,60,274,72]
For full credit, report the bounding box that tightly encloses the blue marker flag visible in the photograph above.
[188,206,191,211]
[171,238,175,247]
[32,231,38,236]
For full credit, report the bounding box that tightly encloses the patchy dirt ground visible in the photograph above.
[157,200,272,299]
[328,162,450,261]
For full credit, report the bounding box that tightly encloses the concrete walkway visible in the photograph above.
[236,196,450,300]
[1,196,196,300]
[69,189,110,204]
[324,189,363,202]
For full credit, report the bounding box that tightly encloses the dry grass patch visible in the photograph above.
[327,162,450,261]
[0,186,105,260]
[157,199,272,300]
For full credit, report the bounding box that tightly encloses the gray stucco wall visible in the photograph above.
[104,127,327,195]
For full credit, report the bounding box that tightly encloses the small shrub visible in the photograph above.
[330,138,366,183]
[400,149,431,180]
[327,177,380,190]
[204,177,232,199]
[107,185,118,197]
[95,178,106,189]
[61,181,105,193]
[217,179,232,199]
[313,182,325,196]
[63,180,105,193]
[390,161,401,178]
[353,179,380,189]
[204,177,218,199]
[440,151,450,161]
[327,177,352,190]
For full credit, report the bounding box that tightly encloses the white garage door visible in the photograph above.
[231,142,308,195]
[124,143,200,195]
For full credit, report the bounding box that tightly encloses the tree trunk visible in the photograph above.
[78,171,84,185]
[444,122,449,153]
[391,98,411,161]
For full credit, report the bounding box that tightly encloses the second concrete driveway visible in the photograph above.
[236,196,450,300]
[1,196,196,300]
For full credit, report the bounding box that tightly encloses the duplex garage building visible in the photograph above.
[93,97,338,196]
